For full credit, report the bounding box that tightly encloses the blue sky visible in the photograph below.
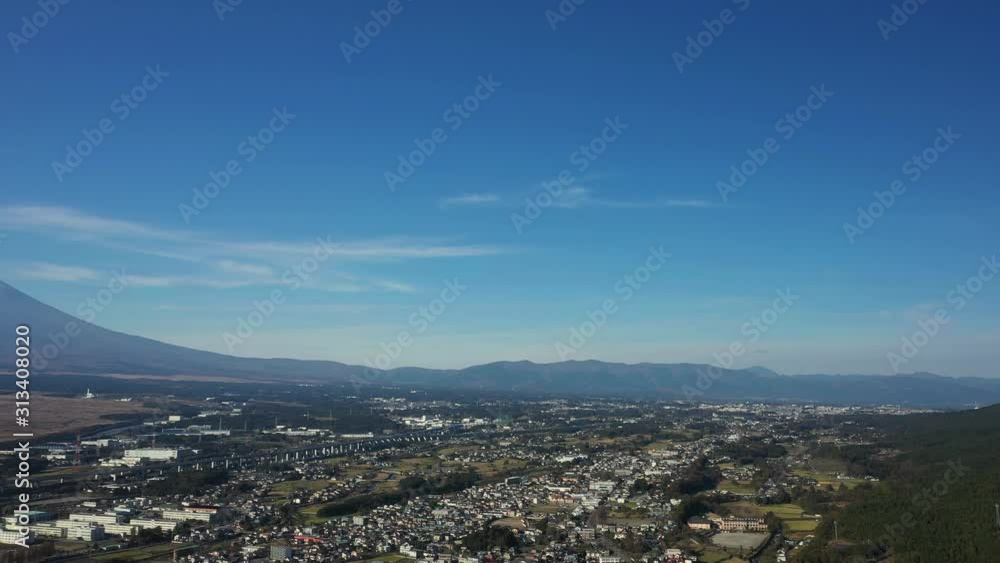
[1,0,998,376]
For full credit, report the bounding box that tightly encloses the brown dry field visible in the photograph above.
[90,372,264,383]
[0,370,271,384]
[0,393,159,438]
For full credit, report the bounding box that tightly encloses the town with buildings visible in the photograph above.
[0,387,915,563]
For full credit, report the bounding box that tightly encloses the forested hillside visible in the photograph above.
[796,405,1000,562]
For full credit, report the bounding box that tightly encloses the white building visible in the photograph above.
[52,521,105,541]
[104,523,139,537]
[123,448,185,461]
[129,518,178,531]
[0,530,30,545]
[69,513,122,525]
[160,509,213,523]
[26,523,65,539]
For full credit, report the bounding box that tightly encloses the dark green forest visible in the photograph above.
[796,405,1000,563]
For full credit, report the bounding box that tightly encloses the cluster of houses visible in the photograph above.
[6,398,919,561]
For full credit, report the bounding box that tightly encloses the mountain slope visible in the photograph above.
[0,281,359,381]
[2,281,999,406]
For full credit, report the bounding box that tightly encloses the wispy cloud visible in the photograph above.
[219,238,506,260]
[437,189,715,211]
[439,193,501,208]
[659,198,715,208]
[0,205,508,261]
[373,280,417,293]
[123,274,258,289]
[11,263,421,294]
[1,204,508,293]
[547,188,715,210]
[16,262,101,282]
[0,205,189,242]
[155,302,377,313]
[216,260,274,277]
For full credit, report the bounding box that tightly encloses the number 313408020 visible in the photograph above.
[15,325,30,394]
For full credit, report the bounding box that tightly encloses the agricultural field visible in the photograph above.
[271,479,331,493]
[643,439,676,451]
[770,503,820,536]
[0,394,157,438]
[529,503,570,514]
[717,479,757,495]
[791,467,866,489]
[301,502,336,524]
[468,457,526,477]
[723,501,764,517]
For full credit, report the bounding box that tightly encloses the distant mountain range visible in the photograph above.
[2,281,998,407]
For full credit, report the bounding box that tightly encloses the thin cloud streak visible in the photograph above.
[550,188,716,210]
[0,205,189,242]
[16,262,101,282]
[1,204,507,294]
[217,260,274,277]
[439,193,501,208]
[1,205,511,261]
[436,190,716,211]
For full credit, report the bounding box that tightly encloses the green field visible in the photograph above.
[768,504,805,519]
[723,501,763,517]
[767,503,819,534]
[792,468,865,489]
[784,519,819,532]
[717,480,757,495]
[271,479,331,493]
[530,503,569,514]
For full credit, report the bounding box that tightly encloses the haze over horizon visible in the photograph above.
[2,1,999,378]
